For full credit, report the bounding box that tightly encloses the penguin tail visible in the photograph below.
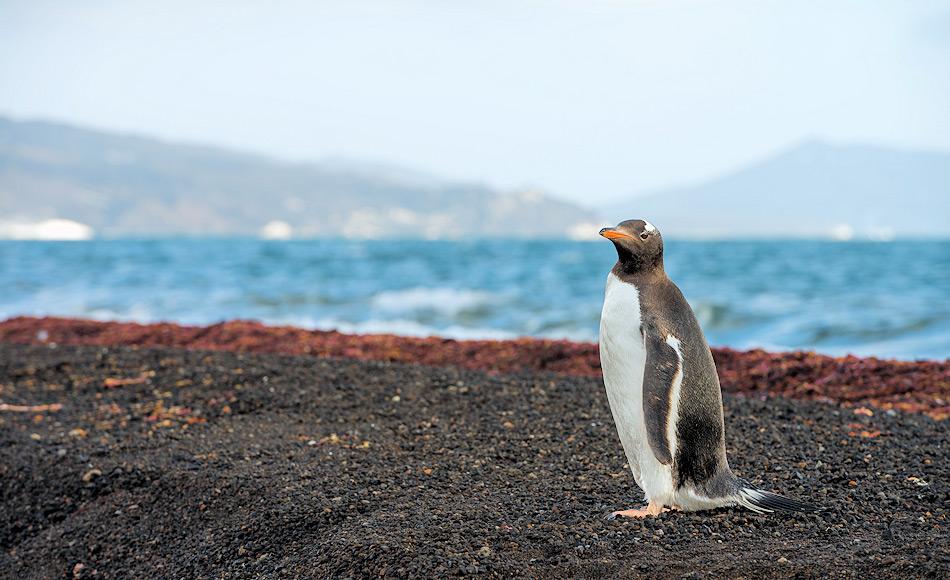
[735,484,817,514]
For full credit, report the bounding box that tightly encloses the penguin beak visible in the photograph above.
[599,227,633,240]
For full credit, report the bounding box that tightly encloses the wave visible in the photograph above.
[370,287,501,315]
[4,239,947,360]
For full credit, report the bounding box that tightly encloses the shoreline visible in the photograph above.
[1,316,947,420]
[0,343,945,577]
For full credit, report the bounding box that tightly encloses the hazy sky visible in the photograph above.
[1,0,948,204]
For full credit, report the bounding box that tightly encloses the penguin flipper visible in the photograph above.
[641,320,681,466]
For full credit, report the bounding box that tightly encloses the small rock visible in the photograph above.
[82,468,102,483]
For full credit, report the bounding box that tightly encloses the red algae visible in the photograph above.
[1,316,947,420]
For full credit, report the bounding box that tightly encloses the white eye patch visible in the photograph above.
[643,221,657,233]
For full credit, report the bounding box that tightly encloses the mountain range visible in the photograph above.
[1,115,948,239]
[607,140,950,239]
[0,117,597,239]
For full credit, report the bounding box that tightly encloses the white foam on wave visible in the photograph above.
[0,286,157,324]
[295,317,517,340]
[86,305,159,323]
[371,287,500,315]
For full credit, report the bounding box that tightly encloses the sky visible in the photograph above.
[1,0,948,205]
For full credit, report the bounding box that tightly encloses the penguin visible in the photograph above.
[598,219,813,518]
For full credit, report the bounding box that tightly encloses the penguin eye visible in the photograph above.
[639,232,650,240]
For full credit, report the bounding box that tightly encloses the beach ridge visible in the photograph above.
[1,316,947,420]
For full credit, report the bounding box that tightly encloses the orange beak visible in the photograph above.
[599,227,633,240]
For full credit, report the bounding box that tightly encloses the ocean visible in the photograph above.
[1,239,948,360]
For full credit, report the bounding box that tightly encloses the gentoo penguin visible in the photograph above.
[598,219,812,518]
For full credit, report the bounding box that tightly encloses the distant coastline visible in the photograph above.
[4,116,950,239]
[5,231,950,242]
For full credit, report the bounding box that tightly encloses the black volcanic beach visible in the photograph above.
[1,341,946,578]
[5,3,950,578]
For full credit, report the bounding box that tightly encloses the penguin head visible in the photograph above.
[599,219,664,272]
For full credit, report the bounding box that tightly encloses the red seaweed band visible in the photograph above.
[0,316,946,420]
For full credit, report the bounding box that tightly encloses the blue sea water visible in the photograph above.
[1,239,948,360]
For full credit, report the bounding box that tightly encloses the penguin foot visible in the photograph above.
[606,502,668,519]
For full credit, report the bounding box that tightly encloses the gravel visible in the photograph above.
[0,344,947,578]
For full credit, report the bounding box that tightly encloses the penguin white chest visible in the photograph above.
[599,272,675,503]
